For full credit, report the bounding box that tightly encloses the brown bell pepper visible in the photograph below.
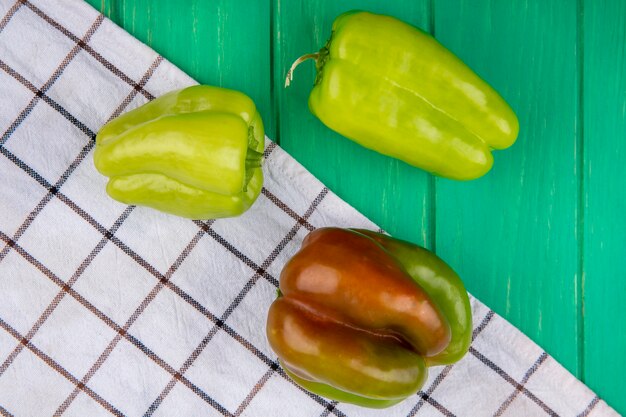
[266,228,471,408]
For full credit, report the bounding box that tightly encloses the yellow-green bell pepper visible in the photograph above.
[286,11,519,180]
[94,85,264,219]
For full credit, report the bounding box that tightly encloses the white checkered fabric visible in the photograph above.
[0,1,619,416]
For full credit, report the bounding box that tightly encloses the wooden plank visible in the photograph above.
[272,1,433,245]
[583,1,626,413]
[433,0,581,375]
[86,0,273,137]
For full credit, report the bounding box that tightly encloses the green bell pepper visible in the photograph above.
[94,85,264,219]
[286,11,519,180]
[266,228,471,408]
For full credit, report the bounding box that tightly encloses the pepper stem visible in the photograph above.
[284,53,320,87]
[243,127,262,192]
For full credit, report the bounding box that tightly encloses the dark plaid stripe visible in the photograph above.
[22,0,155,101]
[141,326,231,417]
[0,317,125,417]
[418,393,456,417]
[472,310,496,340]
[40,94,97,137]
[408,365,454,417]
[53,229,214,416]
[578,396,600,417]
[143,188,330,417]
[0,54,165,416]
[0,15,102,147]
[0,206,133,377]
[37,16,105,93]
[196,221,279,287]
[0,55,99,263]
[0,0,21,33]
[0,52,160,264]
[0,175,53,262]
[319,401,339,417]
[0,4,607,416]
[0,229,209,408]
[0,55,160,375]
[0,404,14,417]
[262,188,315,231]
[469,347,558,416]
[263,141,277,158]
[162,276,347,416]
[274,367,347,417]
[0,59,96,138]
[3,174,305,417]
[494,352,549,416]
[0,98,37,148]
[406,310,496,417]
[108,55,163,121]
[0,224,235,416]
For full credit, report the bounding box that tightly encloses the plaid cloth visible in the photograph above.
[0,1,619,416]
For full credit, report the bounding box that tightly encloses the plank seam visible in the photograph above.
[576,0,586,383]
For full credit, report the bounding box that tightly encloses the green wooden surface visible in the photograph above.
[86,0,626,413]
[434,0,581,376]
[583,0,626,408]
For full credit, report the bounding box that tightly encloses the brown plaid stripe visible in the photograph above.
[232,367,276,417]
[0,206,132,376]
[52,187,337,417]
[0,47,163,376]
[142,189,328,416]
[0,16,103,147]
[469,347,557,416]
[160,273,349,416]
[0,317,124,416]
[0,69,337,415]
[0,182,321,417]
[8,189,344,415]
[407,307,557,417]
[0,0,21,33]
[406,311,495,417]
[494,352,550,416]
[51,224,215,414]
[0,1,616,416]
[19,0,155,101]
[0,219,225,414]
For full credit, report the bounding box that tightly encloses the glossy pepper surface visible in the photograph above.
[286,11,519,180]
[94,85,264,219]
[266,228,471,408]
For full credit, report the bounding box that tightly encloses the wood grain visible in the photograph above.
[583,0,626,411]
[84,0,625,413]
[94,0,272,137]
[433,0,581,376]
